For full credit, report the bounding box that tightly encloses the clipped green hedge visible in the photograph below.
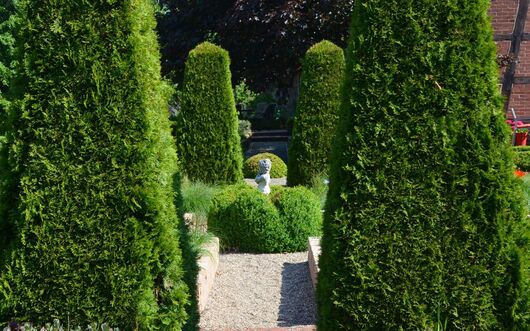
[208,184,321,253]
[177,42,243,184]
[317,1,530,330]
[243,153,287,178]
[208,184,286,253]
[271,186,322,251]
[287,41,345,187]
[514,148,530,171]
[0,1,188,328]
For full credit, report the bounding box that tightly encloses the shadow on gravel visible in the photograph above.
[278,262,317,327]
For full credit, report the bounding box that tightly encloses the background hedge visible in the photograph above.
[0,1,188,328]
[514,146,530,171]
[287,40,345,187]
[243,152,287,178]
[317,1,530,330]
[176,42,243,184]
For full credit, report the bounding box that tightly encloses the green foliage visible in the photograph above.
[0,1,188,329]
[238,119,252,140]
[243,153,287,178]
[4,320,118,331]
[308,174,329,210]
[317,1,530,330]
[0,0,18,125]
[208,184,286,253]
[234,80,258,108]
[520,175,530,213]
[287,40,345,187]
[514,147,530,171]
[176,42,243,184]
[0,0,16,93]
[208,184,322,253]
[181,179,220,216]
[270,186,322,251]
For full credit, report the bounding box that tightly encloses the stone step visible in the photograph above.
[251,130,289,137]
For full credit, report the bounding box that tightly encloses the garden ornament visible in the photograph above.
[255,159,272,194]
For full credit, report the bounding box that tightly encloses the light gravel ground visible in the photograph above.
[199,252,317,329]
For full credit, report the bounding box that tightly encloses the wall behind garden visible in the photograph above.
[490,0,530,117]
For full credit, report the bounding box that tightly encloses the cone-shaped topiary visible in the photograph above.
[317,1,530,330]
[287,40,345,187]
[0,1,188,328]
[177,42,243,184]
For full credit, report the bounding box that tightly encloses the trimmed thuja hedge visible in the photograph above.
[317,1,530,330]
[0,1,188,329]
[176,42,243,184]
[287,40,345,187]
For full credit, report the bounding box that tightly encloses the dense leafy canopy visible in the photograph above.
[177,42,243,184]
[157,0,354,89]
[317,0,530,330]
[287,40,345,187]
[0,0,188,328]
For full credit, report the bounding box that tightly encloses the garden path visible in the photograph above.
[199,252,317,330]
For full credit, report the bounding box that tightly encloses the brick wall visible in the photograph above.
[490,0,530,117]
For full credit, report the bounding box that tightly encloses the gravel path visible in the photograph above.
[199,252,317,329]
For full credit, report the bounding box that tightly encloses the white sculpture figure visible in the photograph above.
[255,159,272,194]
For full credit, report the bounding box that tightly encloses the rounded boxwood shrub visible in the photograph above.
[271,186,322,251]
[0,1,188,328]
[317,1,530,330]
[243,153,287,178]
[176,42,243,184]
[208,184,286,253]
[287,40,345,187]
[208,185,322,253]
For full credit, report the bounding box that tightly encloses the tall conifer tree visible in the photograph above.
[177,42,243,184]
[0,1,188,328]
[287,40,344,186]
[317,1,530,329]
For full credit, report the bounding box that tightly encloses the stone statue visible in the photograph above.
[255,159,272,194]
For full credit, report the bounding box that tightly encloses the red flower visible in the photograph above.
[515,169,526,177]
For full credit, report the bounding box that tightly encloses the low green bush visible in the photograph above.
[243,153,287,178]
[271,187,322,251]
[513,148,530,171]
[208,184,322,253]
[208,184,286,253]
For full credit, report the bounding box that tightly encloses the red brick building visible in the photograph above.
[490,0,530,117]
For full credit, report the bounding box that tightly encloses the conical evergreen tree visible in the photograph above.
[287,40,345,187]
[317,1,530,330]
[177,42,243,184]
[0,0,188,328]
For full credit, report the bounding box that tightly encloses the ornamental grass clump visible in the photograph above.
[0,1,188,328]
[287,40,345,187]
[317,1,530,330]
[177,42,243,184]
